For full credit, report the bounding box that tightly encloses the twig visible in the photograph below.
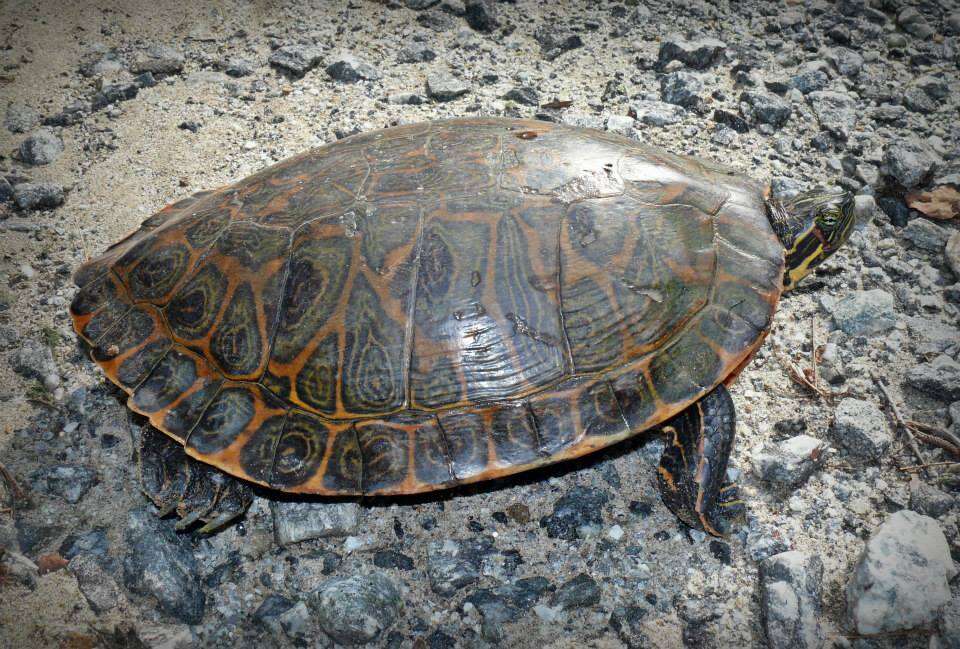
[911,429,960,458]
[780,354,832,401]
[899,461,960,472]
[871,372,928,475]
[0,461,23,504]
[907,420,960,450]
[810,316,819,393]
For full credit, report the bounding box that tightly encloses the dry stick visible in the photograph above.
[0,461,23,505]
[911,429,960,458]
[899,461,960,472]
[907,419,960,450]
[871,372,928,476]
[810,315,819,392]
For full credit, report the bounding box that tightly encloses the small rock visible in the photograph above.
[12,338,58,381]
[4,103,38,133]
[502,86,539,106]
[466,577,551,641]
[463,0,498,32]
[807,90,858,139]
[882,138,939,190]
[553,573,601,610]
[122,509,205,624]
[847,510,955,634]
[759,551,825,649]
[268,44,325,77]
[947,232,960,278]
[907,355,960,402]
[828,289,896,336]
[534,26,583,61]
[18,128,64,165]
[788,61,830,94]
[740,91,791,127]
[69,554,120,613]
[903,219,949,252]
[132,45,185,76]
[219,57,255,78]
[0,176,12,203]
[38,465,97,503]
[278,600,312,644]
[271,500,360,545]
[826,47,863,77]
[91,82,139,111]
[713,109,749,133]
[939,596,960,648]
[426,538,492,595]
[13,182,65,210]
[897,7,935,39]
[606,115,635,136]
[539,486,609,540]
[314,573,402,645]
[387,92,424,105]
[831,398,892,459]
[752,435,828,488]
[660,71,703,109]
[632,100,686,126]
[373,549,415,571]
[253,594,295,634]
[325,51,381,82]
[656,34,727,70]
[396,42,436,63]
[426,70,469,101]
[909,477,956,519]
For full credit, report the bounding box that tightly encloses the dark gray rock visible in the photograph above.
[897,7,935,40]
[826,289,896,336]
[882,138,939,190]
[13,182,64,210]
[278,601,313,644]
[12,338,57,381]
[45,100,90,126]
[313,573,402,645]
[325,51,381,82]
[253,594,295,634]
[632,100,686,126]
[59,529,110,562]
[552,573,601,610]
[830,398,892,459]
[903,87,936,114]
[752,435,828,488]
[426,537,493,595]
[78,51,125,78]
[466,577,551,642]
[826,47,862,77]
[268,44,325,77]
[91,82,139,111]
[396,41,436,63]
[5,103,38,133]
[132,45,185,75]
[902,218,949,252]
[759,551,825,649]
[807,90,858,139]
[417,10,458,32]
[270,500,360,545]
[36,465,97,504]
[939,595,960,648]
[502,86,539,106]
[373,549,415,571]
[426,70,469,101]
[539,486,609,540]
[534,26,583,61]
[713,109,749,133]
[907,355,960,402]
[915,74,950,100]
[660,71,703,109]
[909,477,956,519]
[656,34,727,70]
[463,0,498,32]
[0,176,12,203]
[404,0,438,8]
[69,554,120,613]
[219,57,255,77]
[740,91,791,127]
[788,61,830,94]
[847,510,955,634]
[18,128,64,165]
[122,508,205,624]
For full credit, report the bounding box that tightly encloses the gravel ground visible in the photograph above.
[1,1,959,647]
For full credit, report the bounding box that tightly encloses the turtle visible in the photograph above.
[69,117,859,535]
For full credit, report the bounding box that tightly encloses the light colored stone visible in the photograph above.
[271,500,360,545]
[760,551,825,649]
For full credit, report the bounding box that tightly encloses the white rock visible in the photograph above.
[847,510,956,634]
[760,551,825,649]
[270,500,360,545]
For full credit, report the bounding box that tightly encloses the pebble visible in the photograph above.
[396,42,437,64]
[807,90,858,139]
[830,398,892,459]
[847,510,955,634]
[759,551,825,649]
[752,435,828,488]
[660,71,703,109]
[36,464,97,503]
[656,34,727,70]
[463,0,498,33]
[947,232,960,278]
[12,338,58,382]
[502,86,539,107]
[4,102,39,133]
[632,100,686,126]
[534,26,583,61]
[553,573,601,610]
[18,128,64,165]
[219,57,255,78]
[69,554,120,613]
[268,44,325,77]
[132,45,185,76]
[882,138,940,190]
[826,289,896,336]
[897,7,935,40]
[739,91,791,127]
[539,486,609,540]
[826,47,863,77]
[425,538,490,595]
[907,355,960,402]
[903,218,949,253]
[909,477,956,519]
[91,82,139,111]
[788,61,830,95]
[313,573,402,645]
[325,51,381,82]
[122,508,205,624]
[426,70,469,102]
[270,500,360,545]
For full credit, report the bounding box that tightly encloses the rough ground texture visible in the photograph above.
[1,1,959,647]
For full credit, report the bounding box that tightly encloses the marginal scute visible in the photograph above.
[413,417,455,487]
[187,384,256,455]
[239,413,288,484]
[490,404,541,466]
[322,428,362,492]
[356,420,409,492]
[70,272,131,344]
[649,324,725,405]
[270,409,329,489]
[436,410,489,482]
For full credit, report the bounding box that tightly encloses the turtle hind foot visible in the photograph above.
[655,384,745,537]
[138,425,253,534]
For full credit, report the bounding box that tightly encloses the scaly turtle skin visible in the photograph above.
[70,118,856,534]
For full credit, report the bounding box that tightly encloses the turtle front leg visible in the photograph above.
[656,384,746,536]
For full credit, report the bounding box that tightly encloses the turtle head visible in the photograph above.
[767,187,857,291]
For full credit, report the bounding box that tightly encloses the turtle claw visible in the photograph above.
[139,425,252,533]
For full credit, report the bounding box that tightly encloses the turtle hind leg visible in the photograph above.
[138,425,252,533]
[656,384,746,536]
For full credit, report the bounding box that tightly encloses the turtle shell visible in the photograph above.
[70,117,784,495]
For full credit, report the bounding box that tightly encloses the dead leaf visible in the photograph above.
[541,99,572,109]
[906,185,960,220]
[36,552,68,575]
